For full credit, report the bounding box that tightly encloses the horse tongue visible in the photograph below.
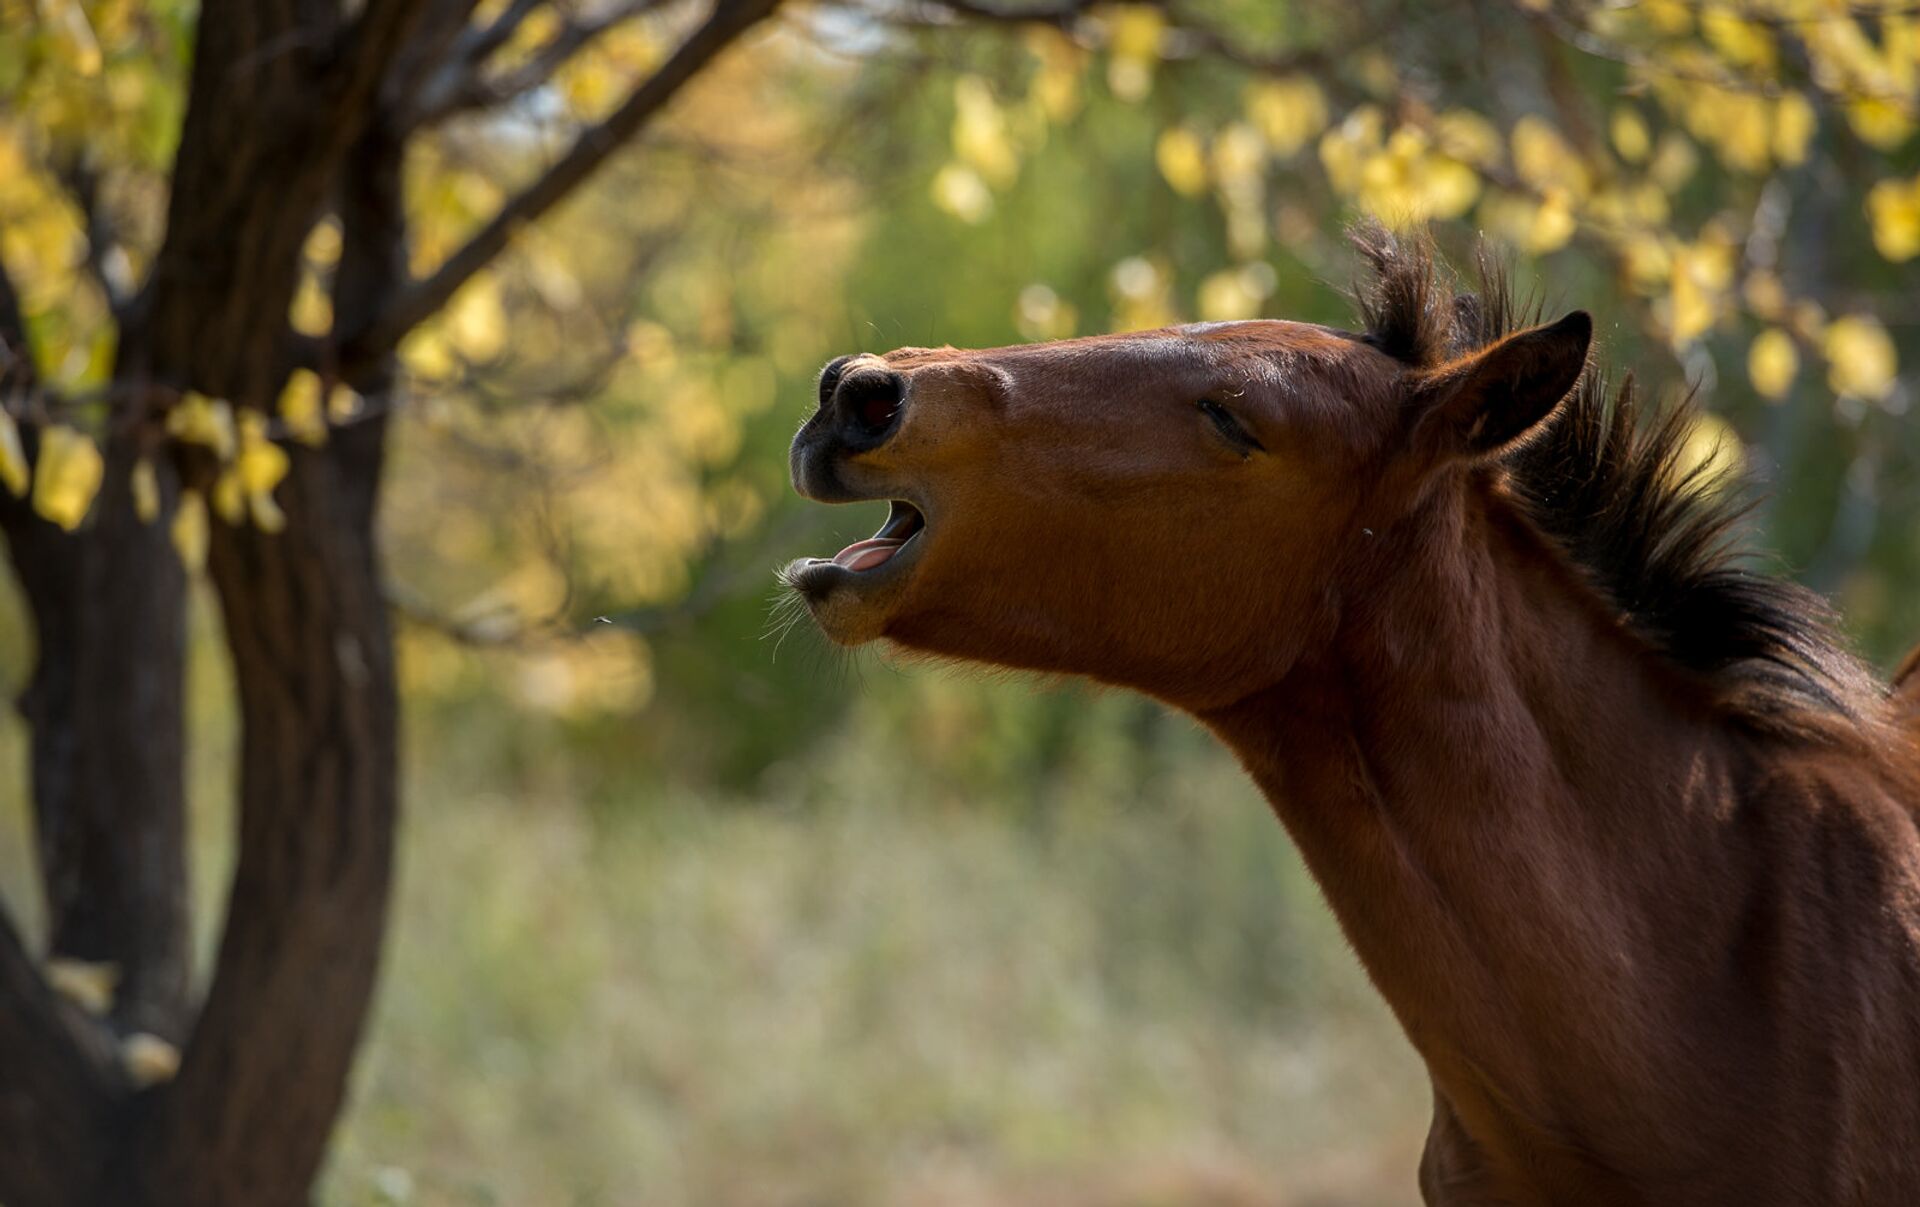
[832,536,903,572]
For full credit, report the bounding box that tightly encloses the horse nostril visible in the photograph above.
[817,354,856,410]
[833,370,907,443]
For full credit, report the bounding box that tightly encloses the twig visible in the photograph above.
[411,0,669,125]
[348,0,785,361]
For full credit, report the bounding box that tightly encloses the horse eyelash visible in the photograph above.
[1197,398,1265,455]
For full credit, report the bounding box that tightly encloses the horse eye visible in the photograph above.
[1197,398,1264,454]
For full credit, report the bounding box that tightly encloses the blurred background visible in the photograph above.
[2,1,1918,1204]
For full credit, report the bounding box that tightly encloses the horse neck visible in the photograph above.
[1197,482,1748,1137]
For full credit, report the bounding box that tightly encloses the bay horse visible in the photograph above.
[783,227,1920,1206]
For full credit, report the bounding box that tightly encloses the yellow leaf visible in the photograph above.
[1511,116,1590,198]
[1847,97,1913,151]
[1155,126,1209,196]
[31,426,103,532]
[1211,122,1266,186]
[1748,328,1799,401]
[558,56,618,116]
[303,217,342,268]
[1014,283,1078,341]
[1675,411,1743,488]
[1868,176,1920,262]
[1648,132,1698,192]
[235,413,289,496]
[121,1032,180,1088]
[1196,263,1276,321]
[1743,271,1788,319]
[1620,234,1671,292]
[1611,107,1651,163]
[1414,155,1481,221]
[400,329,456,380]
[1526,191,1576,253]
[1245,77,1327,158]
[131,458,160,523]
[167,393,235,458]
[278,369,331,447]
[1668,256,1717,346]
[328,385,363,423]
[0,409,27,497]
[236,410,291,533]
[447,273,507,362]
[953,76,1018,187]
[171,490,208,571]
[45,958,117,1016]
[1108,255,1175,332]
[1026,27,1084,122]
[1106,6,1164,102]
[1642,0,1693,33]
[1822,315,1898,399]
[289,271,332,337]
[1772,93,1816,166]
[249,490,287,534]
[1433,109,1503,168]
[43,0,102,76]
[1318,105,1384,196]
[1701,10,1775,69]
[211,469,246,525]
[1107,5,1164,61]
[930,162,992,224]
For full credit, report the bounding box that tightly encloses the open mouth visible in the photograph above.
[826,500,926,572]
[786,500,928,599]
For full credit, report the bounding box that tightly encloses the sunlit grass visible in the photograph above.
[321,730,1425,1207]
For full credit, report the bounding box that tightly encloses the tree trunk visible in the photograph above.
[58,424,191,1040]
[124,115,409,1204]
[129,414,398,1206]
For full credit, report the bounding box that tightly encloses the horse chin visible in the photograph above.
[784,498,929,644]
[781,554,916,646]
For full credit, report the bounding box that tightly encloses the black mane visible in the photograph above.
[1350,223,1883,734]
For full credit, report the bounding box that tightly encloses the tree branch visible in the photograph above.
[349,0,784,359]
[52,157,134,318]
[907,0,1091,27]
[450,0,547,70]
[410,0,668,126]
[0,865,121,1207]
[0,248,33,383]
[0,348,116,1184]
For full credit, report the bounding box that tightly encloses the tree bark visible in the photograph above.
[59,424,191,1041]
[0,909,123,1207]
[132,413,398,1206]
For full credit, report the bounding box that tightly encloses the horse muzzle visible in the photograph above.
[790,357,908,501]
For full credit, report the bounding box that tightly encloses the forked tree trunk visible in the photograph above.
[0,1,782,1202]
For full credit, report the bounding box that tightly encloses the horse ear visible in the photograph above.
[1412,310,1591,459]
